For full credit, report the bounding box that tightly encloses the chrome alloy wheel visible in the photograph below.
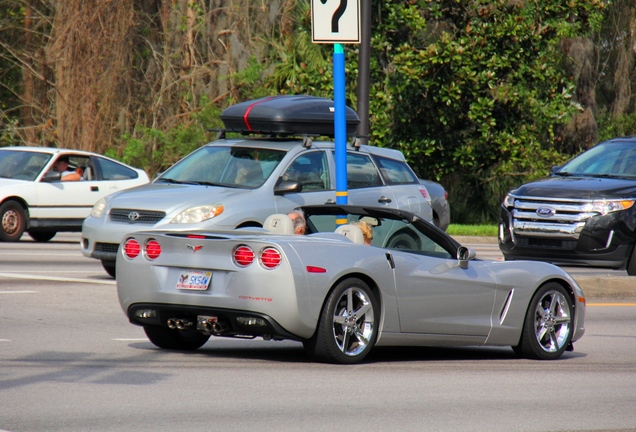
[332,287,375,357]
[534,289,571,353]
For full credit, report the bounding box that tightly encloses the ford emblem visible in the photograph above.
[536,207,555,217]
[128,211,141,221]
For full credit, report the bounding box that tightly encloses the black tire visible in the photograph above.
[143,326,210,350]
[0,200,27,242]
[513,283,573,360]
[386,228,420,250]
[102,260,116,278]
[626,245,636,276]
[310,277,379,364]
[28,231,57,242]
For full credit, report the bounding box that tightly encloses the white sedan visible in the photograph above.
[0,147,149,242]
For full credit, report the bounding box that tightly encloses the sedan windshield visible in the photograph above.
[157,145,286,188]
[0,150,51,181]
[558,142,636,178]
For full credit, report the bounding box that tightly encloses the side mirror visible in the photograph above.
[457,246,476,269]
[41,171,62,182]
[274,179,302,195]
[550,165,561,174]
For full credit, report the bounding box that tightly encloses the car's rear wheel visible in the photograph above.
[308,277,379,364]
[513,282,573,360]
[28,231,57,242]
[102,260,116,278]
[143,326,210,350]
[0,200,26,242]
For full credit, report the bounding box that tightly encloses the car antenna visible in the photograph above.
[302,135,313,148]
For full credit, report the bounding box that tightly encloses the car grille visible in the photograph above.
[109,209,166,223]
[508,196,594,244]
[95,242,120,253]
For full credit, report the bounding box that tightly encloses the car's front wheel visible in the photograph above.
[143,326,210,350]
[0,200,26,242]
[307,277,379,364]
[626,245,636,276]
[513,283,573,360]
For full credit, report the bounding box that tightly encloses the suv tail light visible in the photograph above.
[124,238,141,259]
[233,245,255,267]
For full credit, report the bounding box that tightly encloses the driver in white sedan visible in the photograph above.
[52,156,82,181]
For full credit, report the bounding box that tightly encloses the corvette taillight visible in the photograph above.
[124,238,141,259]
[260,247,281,269]
[145,239,161,260]
[233,245,255,267]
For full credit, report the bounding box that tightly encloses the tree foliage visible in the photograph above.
[2,0,634,223]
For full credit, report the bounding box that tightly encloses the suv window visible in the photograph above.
[345,152,382,189]
[373,155,419,185]
[282,151,329,191]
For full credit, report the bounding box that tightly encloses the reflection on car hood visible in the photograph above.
[514,176,636,200]
[107,183,252,212]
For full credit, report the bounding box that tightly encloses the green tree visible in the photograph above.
[270,0,605,222]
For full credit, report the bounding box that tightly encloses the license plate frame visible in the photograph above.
[176,270,212,291]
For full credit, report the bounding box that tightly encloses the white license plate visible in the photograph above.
[176,270,212,291]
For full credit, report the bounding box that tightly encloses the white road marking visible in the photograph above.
[0,272,115,285]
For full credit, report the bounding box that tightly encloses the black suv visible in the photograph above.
[499,137,636,275]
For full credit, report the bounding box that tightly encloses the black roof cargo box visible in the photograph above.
[220,95,360,137]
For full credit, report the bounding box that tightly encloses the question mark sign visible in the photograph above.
[320,0,347,33]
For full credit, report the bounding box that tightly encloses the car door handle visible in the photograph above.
[91,186,99,192]
[325,198,336,205]
[378,196,392,203]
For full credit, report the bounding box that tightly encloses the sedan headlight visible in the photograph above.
[90,197,107,218]
[589,200,635,216]
[170,204,224,224]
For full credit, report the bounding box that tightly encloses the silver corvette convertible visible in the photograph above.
[116,205,586,364]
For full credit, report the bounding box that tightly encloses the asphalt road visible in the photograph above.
[1,234,635,432]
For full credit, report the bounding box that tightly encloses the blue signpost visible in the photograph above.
[311,0,361,212]
[333,43,348,205]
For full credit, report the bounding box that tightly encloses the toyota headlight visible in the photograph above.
[90,197,107,218]
[170,204,224,224]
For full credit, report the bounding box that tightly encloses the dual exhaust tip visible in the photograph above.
[167,316,229,334]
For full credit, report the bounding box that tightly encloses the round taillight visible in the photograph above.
[145,239,161,260]
[124,238,141,259]
[233,245,255,267]
[260,247,281,269]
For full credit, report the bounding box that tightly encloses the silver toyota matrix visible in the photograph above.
[81,96,433,277]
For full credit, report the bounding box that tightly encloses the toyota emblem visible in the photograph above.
[128,211,141,221]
